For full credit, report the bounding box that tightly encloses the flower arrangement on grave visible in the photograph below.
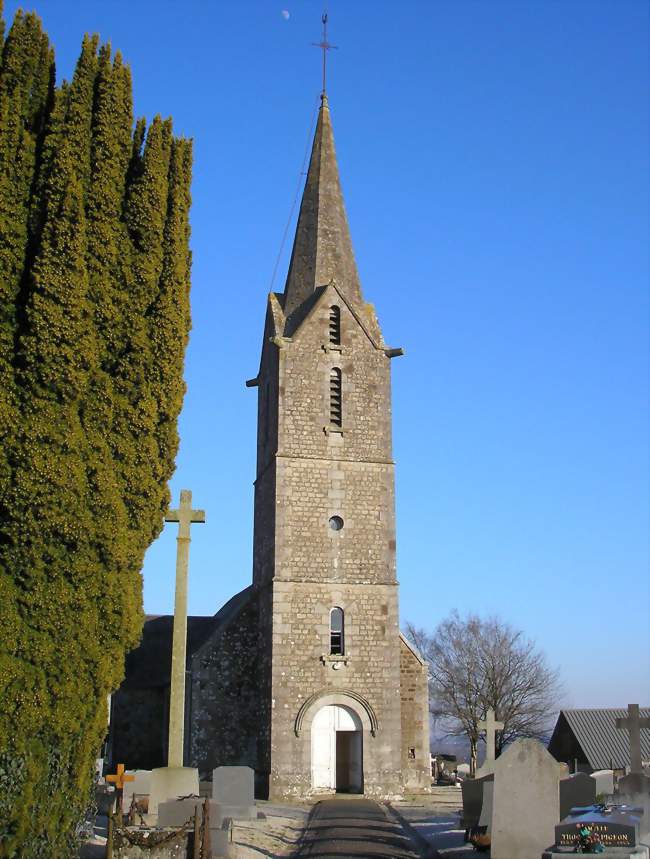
[469,831,491,852]
[574,825,605,854]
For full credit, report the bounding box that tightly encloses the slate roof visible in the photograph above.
[549,708,650,770]
[122,585,254,690]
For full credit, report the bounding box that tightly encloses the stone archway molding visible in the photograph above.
[295,689,379,737]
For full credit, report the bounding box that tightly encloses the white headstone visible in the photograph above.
[123,769,151,812]
[148,766,200,817]
[491,739,562,859]
[590,769,614,795]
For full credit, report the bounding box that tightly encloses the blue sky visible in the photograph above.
[8,1,648,709]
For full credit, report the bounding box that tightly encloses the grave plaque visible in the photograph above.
[554,805,643,850]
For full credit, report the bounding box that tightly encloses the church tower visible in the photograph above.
[250,94,427,798]
[107,91,430,799]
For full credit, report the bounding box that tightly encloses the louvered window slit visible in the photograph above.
[330,368,342,426]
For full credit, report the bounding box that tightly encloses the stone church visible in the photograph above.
[109,94,431,799]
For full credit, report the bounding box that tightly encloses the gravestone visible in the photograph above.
[491,738,562,859]
[543,804,648,857]
[619,773,650,801]
[619,772,650,846]
[123,769,151,812]
[157,796,234,855]
[591,769,615,795]
[560,771,597,819]
[478,779,494,832]
[148,767,200,818]
[460,773,493,832]
[212,766,256,820]
[157,796,203,828]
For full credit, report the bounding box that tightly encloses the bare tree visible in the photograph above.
[406,612,561,775]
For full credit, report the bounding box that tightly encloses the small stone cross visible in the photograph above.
[106,763,134,817]
[616,704,650,774]
[164,489,206,768]
[479,708,505,765]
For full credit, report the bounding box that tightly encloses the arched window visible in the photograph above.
[329,305,341,345]
[329,368,342,427]
[330,607,344,655]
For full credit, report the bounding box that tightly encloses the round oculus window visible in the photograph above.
[329,516,344,531]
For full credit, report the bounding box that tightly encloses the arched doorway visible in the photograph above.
[311,704,363,793]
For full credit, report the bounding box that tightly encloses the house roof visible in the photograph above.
[549,708,650,770]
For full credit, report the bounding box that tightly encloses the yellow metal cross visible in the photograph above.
[106,763,135,790]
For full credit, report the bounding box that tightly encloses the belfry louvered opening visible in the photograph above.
[329,368,342,427]
[329,305,341,345]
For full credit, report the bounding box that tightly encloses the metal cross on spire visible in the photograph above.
[312,11,338,96]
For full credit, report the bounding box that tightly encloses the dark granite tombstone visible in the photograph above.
[460,773,494,832]
[560,771,597,819]
[619,773,650,800]
[554,805,644,851]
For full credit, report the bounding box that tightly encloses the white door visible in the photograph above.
[311,705,362,791]
[311,705,336,790]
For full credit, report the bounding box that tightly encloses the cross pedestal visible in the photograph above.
[476,709,505,777]
[616,704,650,774]
[149,490,205,818]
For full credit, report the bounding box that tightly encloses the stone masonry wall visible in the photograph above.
[110,687,167,771]
[271,288,397,589]
[189,592,259,778]
[268,580,403,798]
[400,637,432,791]
[252,286,406,797]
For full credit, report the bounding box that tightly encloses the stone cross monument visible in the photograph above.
[477,708,504,775]
[616,704,650,774]
[148,489,205,818]
[164,489,205,767]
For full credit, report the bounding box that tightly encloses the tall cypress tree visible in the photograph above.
[0,8,193,855]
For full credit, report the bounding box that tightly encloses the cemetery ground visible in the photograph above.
[79,788,470,858]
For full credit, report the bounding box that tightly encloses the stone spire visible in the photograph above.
[282,95,364,329]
